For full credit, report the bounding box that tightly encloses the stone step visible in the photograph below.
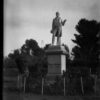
[4,67,18,70]
[3,76,18,82]
[3,82,18,89]
[3,72,18,77]
[3,77,18,89]
[3,81,18,86]
[3,68,19,73]
[3,67,20,90]
[3,68,19,77]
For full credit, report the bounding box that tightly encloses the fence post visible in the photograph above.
[64,77,66,96]
[24,77,26,93]
[80,76,84,95]
[17,74,19,89]
[63,70,66,96]
[95,75,97,94]
[42,77,44,95]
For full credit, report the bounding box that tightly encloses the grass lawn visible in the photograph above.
[3,91,100,100]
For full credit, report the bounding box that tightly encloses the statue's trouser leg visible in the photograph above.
[57,31,61,45]
[59,37,61,45]
[52,30,57,45]
[57,36,61,45]
[52,34,55,45]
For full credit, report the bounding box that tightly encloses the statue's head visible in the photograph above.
[56,12,60,17]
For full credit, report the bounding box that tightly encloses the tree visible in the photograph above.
[97,31,100,66]
[70,19,100,95]
[72,19,100,73]
[5,38,48,92]
[3,57,17,69]
[21,39,44,56]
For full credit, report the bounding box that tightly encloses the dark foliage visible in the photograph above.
[4,39,48,77]
[72,19,100,73]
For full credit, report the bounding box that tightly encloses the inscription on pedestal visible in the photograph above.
[48,64,61,74]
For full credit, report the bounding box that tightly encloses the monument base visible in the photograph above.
[45,45,68,82]
[45,74,62,84]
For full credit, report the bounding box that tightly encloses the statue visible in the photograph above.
[51,12,67,45]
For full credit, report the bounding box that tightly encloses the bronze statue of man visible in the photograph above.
[51,12,66,45]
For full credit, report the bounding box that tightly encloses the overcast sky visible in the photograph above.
[4,0,100,56]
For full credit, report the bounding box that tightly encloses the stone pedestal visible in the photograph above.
[45,45,68,82]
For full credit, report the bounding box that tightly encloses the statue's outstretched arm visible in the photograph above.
[61,19,67,26]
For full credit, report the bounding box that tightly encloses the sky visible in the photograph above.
[4,0,100,56]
